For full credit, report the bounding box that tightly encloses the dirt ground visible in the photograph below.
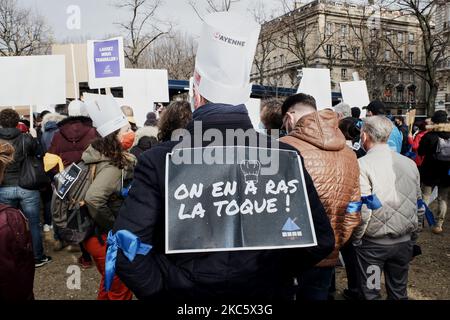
[34,209,450,300]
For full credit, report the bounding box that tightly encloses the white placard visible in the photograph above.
[340,80,370,117]
[297,68,332,110]
[246,98,261,129]
[0,55,66,107]
[120,69,169,127]
[148,69,170,103]
[87,37,125,89]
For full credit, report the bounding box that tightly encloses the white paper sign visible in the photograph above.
[148,69,170,103]
[246,98,261,129]
[340,80,370,117]
[297,68,332,110]
[0,55,66,107]
[120,69,169,127]
[87,37,125,89]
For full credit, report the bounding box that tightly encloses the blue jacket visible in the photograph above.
[388,126,403,153]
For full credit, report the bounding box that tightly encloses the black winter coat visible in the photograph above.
[0,128,37,187]
[113,103,334,302]
[418,123,450,187]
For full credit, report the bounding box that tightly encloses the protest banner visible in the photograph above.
[52,43,88,99]
[55,163,83,199]
[165,146,317,253]
[0,55,66,127]
[339,80,370,117]
[297,68,332,110]
[87,37,125,89]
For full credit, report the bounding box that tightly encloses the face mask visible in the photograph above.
[120,131,135,150]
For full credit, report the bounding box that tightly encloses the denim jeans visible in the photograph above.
[0,186,43,260]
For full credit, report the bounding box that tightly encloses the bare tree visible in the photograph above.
[188,0,241,20]
[115,0,172,68]
[275,0,337,88]
[142,31,196,80]
[383,0,450,115]
[250,0,278,88]
[0,0,52,56]
[344,4,398,101]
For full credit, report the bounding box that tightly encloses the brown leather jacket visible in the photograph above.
[280,110,361,267]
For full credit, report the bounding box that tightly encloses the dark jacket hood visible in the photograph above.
[58,116,94,143]
[0,127,22,141]
[289,109,346,151]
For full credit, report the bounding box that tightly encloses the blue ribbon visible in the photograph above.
[417,199,436,226]
[346,201,362,213]
[105,230,152,292]
[361,194,383,210]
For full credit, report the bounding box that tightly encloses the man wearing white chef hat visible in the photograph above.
[111,12,334,301]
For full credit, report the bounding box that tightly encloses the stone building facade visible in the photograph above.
[435,0,450,112]
[252,0,428,114]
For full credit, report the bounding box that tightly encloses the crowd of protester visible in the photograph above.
[0,12,449,303]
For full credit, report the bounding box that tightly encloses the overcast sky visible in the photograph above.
[18,0,283,42]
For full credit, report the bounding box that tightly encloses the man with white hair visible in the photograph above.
[334,102,351,120]
[353,116,423,300]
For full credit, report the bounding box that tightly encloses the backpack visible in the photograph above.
[435,137,450,161]
[51,162,96,244]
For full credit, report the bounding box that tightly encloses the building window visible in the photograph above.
[397,50,403,61]
[354,47,360,60]
[326,22,333,36]
[385,49,391,61]
[410,72,414,82]
[409,33,415,43]
[396,88,404,102]
[273,56,278,68]
[280,54,285,66]
[326,44,332,58]
[340,45,347,59]
[398,32,403,44]
[385,73,391,82]
[341,68,347,79]
[341,24,348,37]
[398,72,403,82]
[408,52,414,64]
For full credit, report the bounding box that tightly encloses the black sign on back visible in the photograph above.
[56,163,82,199]
[165,146,317,254]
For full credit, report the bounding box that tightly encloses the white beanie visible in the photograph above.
[83,93,129,137]
[193,12,261,106]
[68,100,89,117]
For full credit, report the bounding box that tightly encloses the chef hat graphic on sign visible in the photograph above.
[83,93,129,137]
[193,12,261,106]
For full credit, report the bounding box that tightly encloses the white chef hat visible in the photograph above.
[83,93,129,137]
[68,100,89,117]
[193,12,261,106]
